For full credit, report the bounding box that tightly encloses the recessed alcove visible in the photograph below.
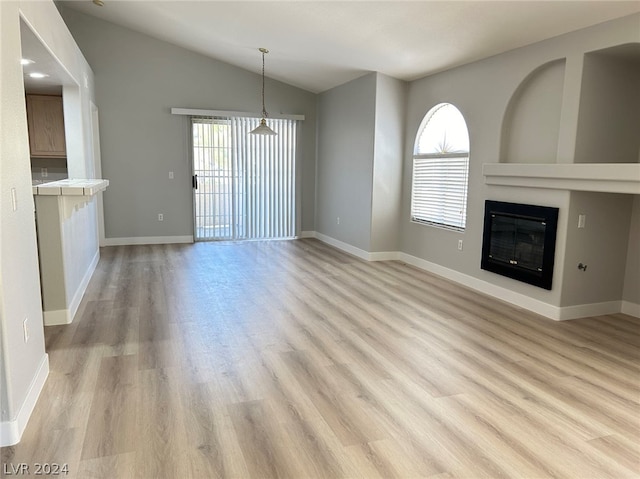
[500,59,566,164]
[486,45,639,319]
[575,43,640,164]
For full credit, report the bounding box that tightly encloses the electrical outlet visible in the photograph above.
[23,318,29,343]
[458,239,463,251]
[168,171,174,179]
[158,213,164,221]
[337,217,340,225]
[41,167,48,178]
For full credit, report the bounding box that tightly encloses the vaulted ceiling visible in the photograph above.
[58,1,640,93]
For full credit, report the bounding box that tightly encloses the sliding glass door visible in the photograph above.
[191,117,297,241]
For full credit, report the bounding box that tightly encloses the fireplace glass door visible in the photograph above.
[489,215,546,273]
[481,201,559,290]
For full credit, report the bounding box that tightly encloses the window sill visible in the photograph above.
[410,218,465,233]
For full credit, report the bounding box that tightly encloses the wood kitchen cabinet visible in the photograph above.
[26,94,67,158]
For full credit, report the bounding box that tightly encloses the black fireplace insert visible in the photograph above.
[481,200,559,290]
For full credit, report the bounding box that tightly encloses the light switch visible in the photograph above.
[578,214,586,229]
[10,187,17,211]
[168,172,174,179]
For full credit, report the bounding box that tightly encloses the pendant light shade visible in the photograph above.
[251,118,276,136]
[250,48,277,136]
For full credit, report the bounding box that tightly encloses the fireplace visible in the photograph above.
[481,201,559,290]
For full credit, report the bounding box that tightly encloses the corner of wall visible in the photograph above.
[0,353,49,447]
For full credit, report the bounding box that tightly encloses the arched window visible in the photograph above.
[411,103,470,230]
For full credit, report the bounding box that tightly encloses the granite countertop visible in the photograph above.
[32,178,109,196]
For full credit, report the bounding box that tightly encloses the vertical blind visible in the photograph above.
[192,117,297,241]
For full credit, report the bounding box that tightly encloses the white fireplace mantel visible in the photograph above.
[483,163,640,194]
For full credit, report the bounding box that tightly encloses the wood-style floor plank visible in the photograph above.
[2,239,639,478]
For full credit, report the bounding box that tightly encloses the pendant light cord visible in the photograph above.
[250,48,276,135]
[261,50,267,119]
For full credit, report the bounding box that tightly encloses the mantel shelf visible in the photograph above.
[483,163,640,194]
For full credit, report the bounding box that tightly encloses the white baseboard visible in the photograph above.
[310,232,635,321]
[68,249,99,322]
[398,252,563,320]
[298,231,316,239]
[312,232,399,262]
[556,301,623,321]
[314,232,371,261]
[398,253,635,320]
[400,256,635,320]
[43,250,100,326]
[0,354,49,446]
[43,309,71,326]
[369,251,402,261]
[102,235,194,246]
[621,301,640,318]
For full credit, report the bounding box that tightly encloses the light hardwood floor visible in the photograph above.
[2,239,639,478]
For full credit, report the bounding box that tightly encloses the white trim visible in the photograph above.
[0,354,49,447]
[68,249,99,322]
[556,301,623,321]
[398,252,562,320]
[369,251,402,261]
[483,163,640,194]
[43,309,71,326]
[43,250,100,326]
[621,301,640,318]
[171,108,304,121]
[313,232,399,262]
[102,235,194,246]
[314,232,371,261]
[309,234,633,321]
[394,253,633,320]
[90,102,107,247]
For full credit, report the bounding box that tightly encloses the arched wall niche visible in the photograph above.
[500,59,566,164]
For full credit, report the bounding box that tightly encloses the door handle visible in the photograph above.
[192,174,198,189]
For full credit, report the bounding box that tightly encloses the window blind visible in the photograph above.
[411,103,470,231]
[231,117,297,240]
[411,154,469,230]
[192,116,297,241]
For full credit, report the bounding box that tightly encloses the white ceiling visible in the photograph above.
[59,1,640,93]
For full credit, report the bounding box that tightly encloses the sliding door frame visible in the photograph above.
[188,113,302,242]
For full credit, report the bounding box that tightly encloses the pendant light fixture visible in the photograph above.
[250,48,277,136]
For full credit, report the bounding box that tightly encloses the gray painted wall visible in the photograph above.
[315,72,405,253]
[1,0,97,438]
[501,60,565,164]
[31,158,68,182]
[402,45,571,306]
[59,6,317,240]
[561,192,633,307]
[401,15,639,308]
[575,47,640,164]
[60,7,640,316]
[371,74,406,253]
[623,196,640,305]
[316,73,377,250]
